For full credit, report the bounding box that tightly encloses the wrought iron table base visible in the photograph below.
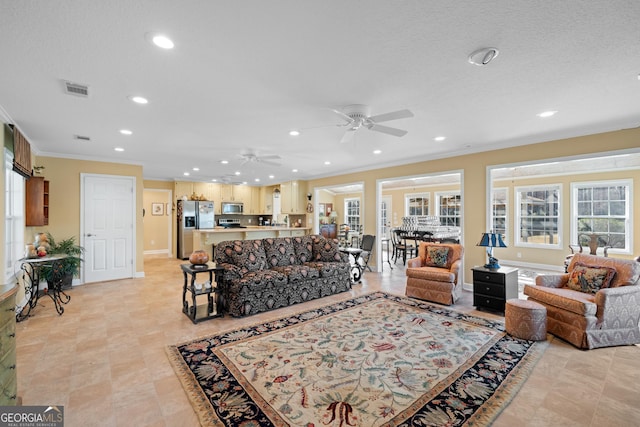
[17,256,70,322]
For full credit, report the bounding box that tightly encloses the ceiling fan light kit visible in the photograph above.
[468,47,499,66]
[332,104,414,143]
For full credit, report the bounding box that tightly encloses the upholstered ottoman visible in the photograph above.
[505,298,547,341]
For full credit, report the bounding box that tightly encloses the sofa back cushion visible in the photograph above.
[293,235,315,264]
[418,243,463,270]
[263,237,297,267]
[231,240,267,272]
[312,236,342,262]
[569,253,640,287]
[567,263,616,293]
[214,240,241,265]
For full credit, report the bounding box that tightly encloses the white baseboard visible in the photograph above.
[135,271,145,278]
[144,249,169,255]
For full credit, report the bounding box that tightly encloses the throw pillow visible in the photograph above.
[313,238,342,262]
[425,246,450,268]
[567,263,616,293]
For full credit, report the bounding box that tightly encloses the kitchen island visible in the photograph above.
[193,226,311,259]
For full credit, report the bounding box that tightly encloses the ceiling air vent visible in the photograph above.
[73,134,91,142]
[64,81,89,97]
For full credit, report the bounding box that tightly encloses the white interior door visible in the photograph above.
[82,174,135,283]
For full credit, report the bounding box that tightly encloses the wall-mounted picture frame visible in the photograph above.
[152,203,164,216]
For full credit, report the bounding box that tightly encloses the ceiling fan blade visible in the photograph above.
[368,109,414,123]
[258,154,281,160]
[340,129,357,144]
[331,109,355,125]
[368,123,408,137]
[260,160,281,166]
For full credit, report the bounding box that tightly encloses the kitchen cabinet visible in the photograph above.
[246,187,261,214]
[174,181,193,200]
[472,266,519,312]
[220,184,250,202]
[25,176,49,226]
[0,285,17,405]
[280,180,307,214]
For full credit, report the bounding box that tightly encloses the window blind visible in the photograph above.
[11,126,32,178]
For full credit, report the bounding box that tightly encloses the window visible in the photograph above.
[571,180,631,253]
[491,187,508,239]
[405,193,429,216]
[515,184,561,248]
[5,148,25,283]
[436,192,461,226]
[344,198,360,230]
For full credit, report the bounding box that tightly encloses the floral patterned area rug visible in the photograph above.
[167,292,549,426]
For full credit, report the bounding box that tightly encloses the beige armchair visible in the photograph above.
[405,242,464,305]
[525,253,640,349]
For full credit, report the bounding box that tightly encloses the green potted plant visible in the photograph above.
[40,233,84,290]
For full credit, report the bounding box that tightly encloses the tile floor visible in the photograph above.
[14,256,640,426]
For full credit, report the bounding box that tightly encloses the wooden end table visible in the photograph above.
[181,262,225,324]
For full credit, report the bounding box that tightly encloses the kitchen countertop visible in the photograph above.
[195,226,311,233]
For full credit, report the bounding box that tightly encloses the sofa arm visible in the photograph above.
[595,285,640,326]
[535,273,569,288]
[218,262,242,281]
[406,256,422,268]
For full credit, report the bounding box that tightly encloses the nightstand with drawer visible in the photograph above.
[472,266,519,312]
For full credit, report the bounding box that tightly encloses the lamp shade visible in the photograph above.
[477,232,507,248]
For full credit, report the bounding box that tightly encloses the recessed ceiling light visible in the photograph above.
[289,130,300,136]
[468,47,499,66]
[324,161,331,165]
[183,172,190,176]
[254,178,260,182]
[242,181,247,185]
[537,110,558,118]
[220,160,229,164]
[114,147,124,152]
[234,171,241,175]
[129,96,148,104]
[269,175,274,179]
[211,179,218,182]
[151,34,174,49]
[292,169,298,173]
[373,149,382,154]
[434,136,446,141]
[119,129,132,135]
[192,167,200,171]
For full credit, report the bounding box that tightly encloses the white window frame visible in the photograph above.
[515,184,562,249]
[571,179,632,255]
[344,197,360,230]
[491,187,508,241]
[435,191,461,227]
[405,192,429,217]
[5,147,25,283]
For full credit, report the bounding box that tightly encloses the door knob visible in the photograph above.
[86,233,94,237]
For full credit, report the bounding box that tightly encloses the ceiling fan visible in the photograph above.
[239,151,282,166]
[331,104,414,144]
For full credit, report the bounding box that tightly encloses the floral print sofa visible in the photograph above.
[213,235,352,317]
[525,253,640,349]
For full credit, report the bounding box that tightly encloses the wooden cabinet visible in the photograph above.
[174,181,193,200]
[280,180,307,214]
[320,224,337,239]
[245,187,261,214]
[25,176,49,226]
[0,285,17,405]
[472,266,519,312]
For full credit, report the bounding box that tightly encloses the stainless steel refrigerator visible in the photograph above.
[177,200,215,259]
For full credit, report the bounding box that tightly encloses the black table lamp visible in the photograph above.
[477,232,507,269]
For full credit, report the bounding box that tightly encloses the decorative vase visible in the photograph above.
[189,250,209,265]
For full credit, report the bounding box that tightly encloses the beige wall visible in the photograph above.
[143,189,172,253]
[306,128,640,284]
[33,156,145,274]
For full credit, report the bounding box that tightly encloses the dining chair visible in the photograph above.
[391,229,416,265]
[359,234,375,272]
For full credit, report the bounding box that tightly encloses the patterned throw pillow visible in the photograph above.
[425,246,450,268]
[567,263,616,293]
[312,238,342,262]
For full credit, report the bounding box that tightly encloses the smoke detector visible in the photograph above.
[468,47,499,66]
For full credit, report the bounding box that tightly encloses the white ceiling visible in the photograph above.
[1,1,639,185]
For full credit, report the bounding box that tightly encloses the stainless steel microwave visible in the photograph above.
[221,202,244,214]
